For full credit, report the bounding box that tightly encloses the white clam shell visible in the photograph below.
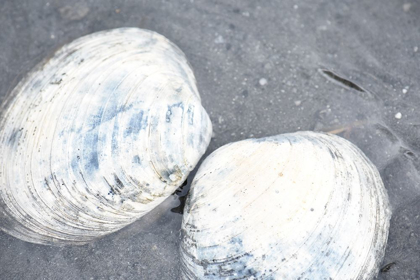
[0,28,212,245]
[180,132,390,279]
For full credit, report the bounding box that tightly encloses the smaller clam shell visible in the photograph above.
[180,132,390,279]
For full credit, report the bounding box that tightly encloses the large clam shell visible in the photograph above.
[180,132,390,279]
[0,28,212,245]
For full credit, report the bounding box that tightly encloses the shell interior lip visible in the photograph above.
[0,27,212,245]
[180,131,390,280]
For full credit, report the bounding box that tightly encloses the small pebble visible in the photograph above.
[214,35,225,44]
[294,100,302,106]
[259,78,268,86]
[414,46,418,52]
[402,88,408,94]
[403,3,412,12]
[395,112,402,119]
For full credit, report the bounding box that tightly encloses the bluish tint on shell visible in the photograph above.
[0,28,212,245]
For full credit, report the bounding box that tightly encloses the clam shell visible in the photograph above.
[0,28,212,245]
[180,132,390,279]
